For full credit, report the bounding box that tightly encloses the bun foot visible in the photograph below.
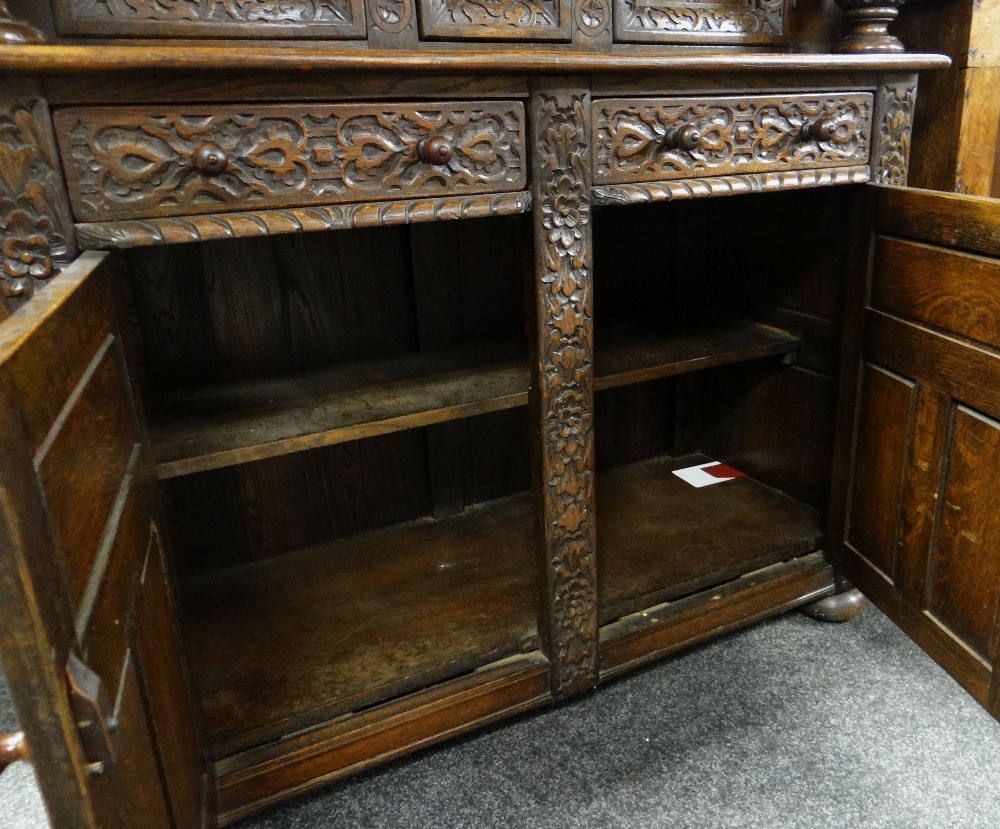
[802,588,869,623]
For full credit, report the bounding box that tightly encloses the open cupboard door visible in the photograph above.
[0,252,205,828]
[831,185,1000,719]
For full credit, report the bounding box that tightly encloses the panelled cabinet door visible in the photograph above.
[831,186,1000,719]
[0,252,205,829]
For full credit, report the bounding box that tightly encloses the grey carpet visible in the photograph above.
[3,607,999,828]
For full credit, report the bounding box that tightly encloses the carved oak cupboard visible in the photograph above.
[0,3,998,828]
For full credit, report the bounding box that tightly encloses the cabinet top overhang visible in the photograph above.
[0,45,950,75]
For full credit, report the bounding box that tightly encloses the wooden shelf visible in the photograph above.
[150,342,528,479]
[595,314,799,391]
[598,454,824,625]
[150,314,799,479]
[182,494,540,759]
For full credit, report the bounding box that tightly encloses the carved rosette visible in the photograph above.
[367,0,412,31]
[871,79,916,187]
[595,94,872,186]
[56,103,526,221]
[530,86,598,697]
[575,0,609,36]
[0,100,75,306]
[615,0,784,42]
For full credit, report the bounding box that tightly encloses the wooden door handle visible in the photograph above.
[0,732,27,772]
[664,124,703,152]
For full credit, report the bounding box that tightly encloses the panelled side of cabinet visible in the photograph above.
[831,187,1000,717]
[529,80,599,698]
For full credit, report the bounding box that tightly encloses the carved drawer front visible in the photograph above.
[594,93,873,186]
[54,101,527,222]
[53,0,367,39]
[613,0,787,44]
[417,0,572,40]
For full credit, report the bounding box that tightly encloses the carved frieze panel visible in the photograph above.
[0,99,76,304]
[594,93,873,186]
[54,102,526,222]
[530,85,598,698]
[54,0,367,39]
[613,0,786,44]
[418,0,571,41]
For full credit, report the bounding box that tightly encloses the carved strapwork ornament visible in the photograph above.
[0,99,76,309]
[530,83,598,698]
[56,0,367,38]
[871,77,917,187]
[0,1,45,43]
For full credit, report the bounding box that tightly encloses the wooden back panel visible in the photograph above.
[0,252,204,828]
[832,185,1000,719]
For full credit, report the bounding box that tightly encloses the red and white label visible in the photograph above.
[672,461,747,488]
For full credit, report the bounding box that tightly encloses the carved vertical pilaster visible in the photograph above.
[0,96,77,313]
[871,74,918,187]
[529,80,599,699]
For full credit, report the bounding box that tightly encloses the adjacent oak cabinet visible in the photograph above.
[0,3,997,829]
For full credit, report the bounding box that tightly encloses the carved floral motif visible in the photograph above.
[367,0,412,30]
[531,89,598,696]
[595,93,873,186]
[69,0,365,36]
[872,80,916,187]
[575,0,609,36]
[616,0,784,41]
[92,0,355,22]
[0,100,75,302]
[420,0,568,39]
[56,103,526,221]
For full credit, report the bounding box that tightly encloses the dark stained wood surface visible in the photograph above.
[846,362,914,581]
[0,252,202,829]
[150,315,799,478]
[598,453,823,624]
[0,45,951,74]
[600,552,834,679]
[150,343,527,479]
[213,654,551,826]
[872,235,1000,351]
[182,493,539,758]
[831,185,1000,722]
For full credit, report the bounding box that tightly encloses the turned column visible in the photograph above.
[0,1,45,44]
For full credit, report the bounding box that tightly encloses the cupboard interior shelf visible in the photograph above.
[181,493,540,759]
[150,313,800,479]
[598,454,823,625]
[183,450,821,761]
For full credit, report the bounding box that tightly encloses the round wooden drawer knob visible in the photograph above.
[0,732,27,772]
[665,124,703,152]
[802,116,838,142]
[418,136,454,165]
[192,143,230,177]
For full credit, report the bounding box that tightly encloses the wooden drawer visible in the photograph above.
[613,0,788,44]
[418,0,571,40]
[594,93,873,186]
[54,101,527,222]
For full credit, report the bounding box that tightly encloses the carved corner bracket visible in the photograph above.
[871,76,917,187]
[0,99,77,310]
[530,82,599,699]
